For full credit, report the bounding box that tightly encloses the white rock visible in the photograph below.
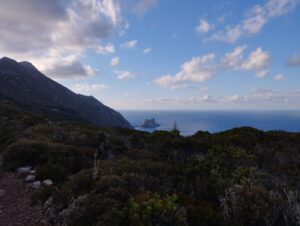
[44,197,53,208]
[42,179,53,187]
[30,170,36,174]
[25,174,36,182]
[32,181,41,189]
[17,166,31,176]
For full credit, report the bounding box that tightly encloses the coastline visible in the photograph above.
[121,110,300,135]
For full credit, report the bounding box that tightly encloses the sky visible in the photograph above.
[0,0,300,110]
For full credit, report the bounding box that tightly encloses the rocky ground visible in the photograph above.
[0,170,49,226]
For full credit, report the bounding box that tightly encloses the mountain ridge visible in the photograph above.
[0,57,132,129]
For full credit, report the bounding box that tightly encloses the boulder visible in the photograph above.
[17,166,32,177]
[32,181,41,189]
[25,175,36,182]
[42,179,53,187]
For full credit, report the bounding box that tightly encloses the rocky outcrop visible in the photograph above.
[17,166,53,189]
[142,118,160,128]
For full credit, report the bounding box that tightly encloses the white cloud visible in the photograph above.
[0,0,123,79]
[73,83,109,93]
[209,0,299,43]
[221,46,271,73]
[110,57,120,66]
[143,48,151,54]
[197,87,209,93]
[242,7,267,34]
[40,54,97,80]
[256,70,269,78]
[96,43,115,55]
[119,20,130,36]
[154,45,272,89]
[246,88,289,103]
[266,0,299,16]
[133,0,159,17]
[123,92,139,97]
[195,19,213,34]
[146,89,300,107]
[274,74,286,81]
[210,25,242,43]
[154,54,215,88]
[241,48,271,71]
[287,55,300,66]
[221,45,247,69]
[121,40,138,49]
[114,70,135,80]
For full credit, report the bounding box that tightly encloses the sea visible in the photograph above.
[120,110,300,136]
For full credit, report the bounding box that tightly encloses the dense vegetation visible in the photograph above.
[1,99,300,226]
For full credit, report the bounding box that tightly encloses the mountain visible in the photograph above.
[0,57,132,129]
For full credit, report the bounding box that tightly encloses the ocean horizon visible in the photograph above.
[120,110,300,136]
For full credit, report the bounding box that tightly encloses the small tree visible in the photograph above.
[171,121,180,136]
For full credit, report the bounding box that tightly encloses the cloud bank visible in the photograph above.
[146,89,300,107]
[154,54,215,89]
[0,0,123,79]
[209,0,299,43]
[155,45,272,88]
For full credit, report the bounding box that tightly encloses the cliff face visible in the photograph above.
[0,57,132,129]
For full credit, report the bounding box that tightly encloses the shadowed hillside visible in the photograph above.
[0,57,132,129]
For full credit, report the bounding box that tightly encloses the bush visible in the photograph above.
[126,193,188,226]
[3,140,50,170]
[3,140,94,180]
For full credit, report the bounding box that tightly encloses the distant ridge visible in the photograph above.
[0,57,132,129]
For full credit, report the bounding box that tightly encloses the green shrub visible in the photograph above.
[126,193,188,226]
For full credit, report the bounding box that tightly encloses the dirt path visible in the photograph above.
[0,170,49,226]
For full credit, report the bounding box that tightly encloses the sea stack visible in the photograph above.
[142,118,160,128]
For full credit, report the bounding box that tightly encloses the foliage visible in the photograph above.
[1,100,300,225]
[126,194,188,226]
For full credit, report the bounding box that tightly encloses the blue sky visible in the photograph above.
[1,0,300,110]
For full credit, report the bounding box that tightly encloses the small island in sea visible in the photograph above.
[141,118,160,128]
